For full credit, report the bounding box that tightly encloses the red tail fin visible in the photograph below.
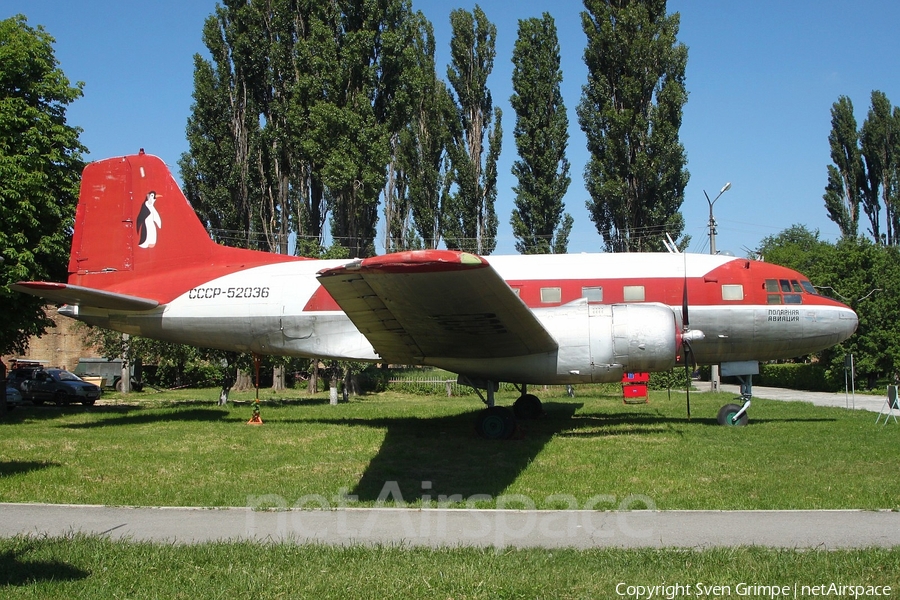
[69,151,217,277]
[66,152,300,303]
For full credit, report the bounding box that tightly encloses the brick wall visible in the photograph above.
[3,307,102,371]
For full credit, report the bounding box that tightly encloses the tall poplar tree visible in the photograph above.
[0,16,85,357]
[823,96,863,238]
[182,0,419,258]
[390,17,454,251]
[181,0,296,253]
[860,90,900,245]
[443,5,502,255]
[577,0,689,252]
[509,13,572,255]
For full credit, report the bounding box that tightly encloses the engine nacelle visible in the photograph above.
[589,303,679,376]
[440,300,683,386]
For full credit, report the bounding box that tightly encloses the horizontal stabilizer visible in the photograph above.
[12,281,160,311]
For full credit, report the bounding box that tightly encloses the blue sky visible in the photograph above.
[5,0,900,256]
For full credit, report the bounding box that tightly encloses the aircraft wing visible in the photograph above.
[12,281,160,311]
[316,250,559,363]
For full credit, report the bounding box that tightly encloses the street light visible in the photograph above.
[705,182,731,255]
[704,181,731,392]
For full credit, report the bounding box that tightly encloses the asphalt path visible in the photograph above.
[2,503,899,548]
[3,386,898,549]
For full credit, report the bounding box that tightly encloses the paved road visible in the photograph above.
[3,386,898,549]
[719,383,899,417]
[2,503,899,548]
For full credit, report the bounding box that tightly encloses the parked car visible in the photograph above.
[4,385,25,408]
[8,366,43,392]
[19,369,101,406]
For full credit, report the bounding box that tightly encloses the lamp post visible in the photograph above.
[705,182,731,392]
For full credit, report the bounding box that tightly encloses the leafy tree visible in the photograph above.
[0,15,86,358]
[181,2,278,252]
[509,14,573,255]
[182,0,419,259]
[860,91,900,245]
[385,17,453,250]
[755,224,827,276]
[577,0,689,252]
[443,5,502,255]
[312,0,419,258]
[384,13,452,252]
[823,96,863,238]
[757,227,900,388]
[823,91,900,246]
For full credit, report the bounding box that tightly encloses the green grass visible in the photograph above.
[1,535,898,599]
[1,387,898,510]
[2,389,899,597]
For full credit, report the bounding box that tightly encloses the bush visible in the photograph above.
[649,367,691,390]
[733,363,843,393]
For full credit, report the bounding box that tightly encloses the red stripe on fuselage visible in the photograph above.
[295,255,847,313]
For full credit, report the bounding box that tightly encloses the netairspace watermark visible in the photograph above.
[615,582,893,599]
[245,480,657,547]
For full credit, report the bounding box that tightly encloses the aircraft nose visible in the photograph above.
[836,306,859,342]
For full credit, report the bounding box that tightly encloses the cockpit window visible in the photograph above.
[766,278,811,305]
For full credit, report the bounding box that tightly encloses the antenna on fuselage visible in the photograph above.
[664,233,681,254]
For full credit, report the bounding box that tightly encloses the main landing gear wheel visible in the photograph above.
[717,403,749,427]
[476,406,516,439]
[513,393,543,420]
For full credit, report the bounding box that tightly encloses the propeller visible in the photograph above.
[682,277,692,419]
[680,254,704,419]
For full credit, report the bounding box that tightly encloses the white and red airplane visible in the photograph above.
[14,152,858,436]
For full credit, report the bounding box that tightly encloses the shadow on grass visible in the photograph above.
[0,461,60,478]
[231,397,336,407]
[559,410,838,437]
[62,408,229,429]
[0,545,89,586]
[338,401,586,502]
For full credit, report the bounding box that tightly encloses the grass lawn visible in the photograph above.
[1,535,899,599]
[0,386,897,510]
[2,387,898,597]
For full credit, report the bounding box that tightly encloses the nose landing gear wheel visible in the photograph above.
[717,403,749,427]
[476,406,516,439]
[513,393,543,420]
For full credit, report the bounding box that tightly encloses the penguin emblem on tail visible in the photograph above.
[136,191,162,248]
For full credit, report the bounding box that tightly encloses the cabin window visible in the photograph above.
[779,279,792,293]
[767,294,783,305]
[583,286,603,303]
[540,287,561,303]
[510,287,521,297]
[623,285,645,302]
[784,294,802,304]
[722,284,743,301]
[765,279,780,293]
[800,280,817,295]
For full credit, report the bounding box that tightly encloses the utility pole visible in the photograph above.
[705,182,731,392]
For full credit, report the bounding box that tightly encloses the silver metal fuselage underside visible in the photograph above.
[64,297,856,385]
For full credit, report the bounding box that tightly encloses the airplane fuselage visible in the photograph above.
[62,252,856,385]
